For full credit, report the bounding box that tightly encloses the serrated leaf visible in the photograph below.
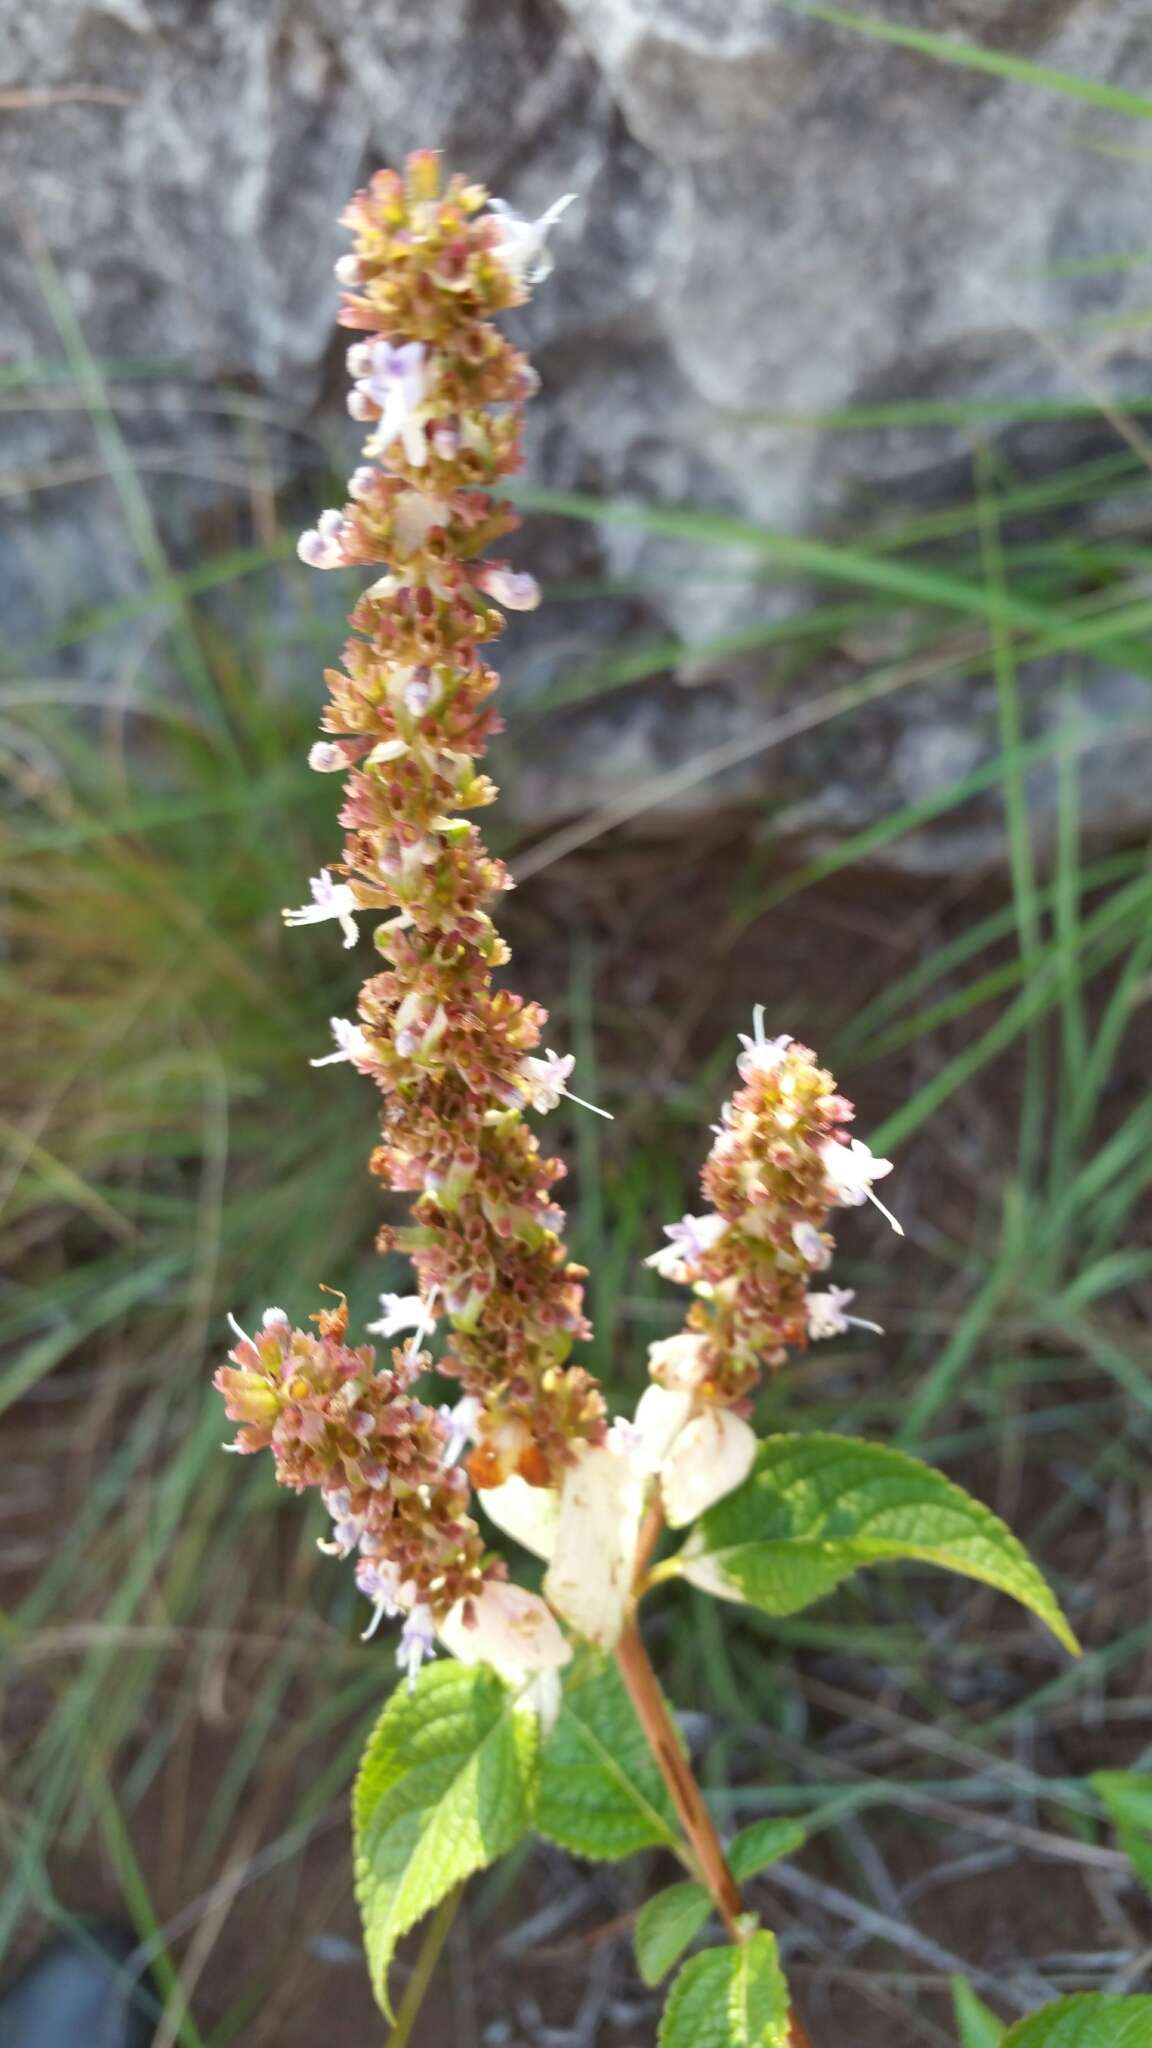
[677,1435,1078,1655]
[1002,1995,1152,2046]
[538,1649,683,1860]
[728,1819,808,1884]
[952,1975,1007,2046]
[353,1662,538,2014]
[659,1932,791,2048]
[635,1882,712,1986]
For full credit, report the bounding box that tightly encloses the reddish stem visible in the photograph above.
[613,1618,815,2047]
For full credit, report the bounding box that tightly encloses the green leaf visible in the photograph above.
[728,1819,808,1884]
[659,1933,791,2048]
[1002,1995,1152,2046]
[953,1976,1007,2046]
[353,1662,538,2015]
[1091,1772,1152,1891]
[538,1649,684,1860]
[634,1882,712,1986]
[677,1435,1078,1655]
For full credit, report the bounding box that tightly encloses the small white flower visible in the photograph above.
[521,1048,574,1111]
[308,741,347,773]
[334,253,363,286]
[792,1221,832,1270]
[357,339,429,466]
[736,1006,792,1080]
[282,872,359,949]
[438,1581,571,1684]
[660,1407,757,1528]
[488,192,576,286]
[820,1137,903,1236]
[366,1292,428,1339]
[310,1016,371,1068]
[520,1048,612,1121]
[261,1307,290,1330]
[806,1285,883,1340]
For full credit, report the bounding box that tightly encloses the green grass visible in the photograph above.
[3,210,1152,2044]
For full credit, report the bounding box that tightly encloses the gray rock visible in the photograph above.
[5,0,1152,865]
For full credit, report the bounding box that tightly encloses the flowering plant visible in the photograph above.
[213,154,1136,2047]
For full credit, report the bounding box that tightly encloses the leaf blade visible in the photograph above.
[1003,1995,1152,2046]
[634,1882,712,1987]
[678,1435,1078,1654]
[659,1933,791,2048]
[353,1663,538,2014]
[538,1650,683,1860]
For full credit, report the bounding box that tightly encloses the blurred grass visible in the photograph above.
[2,209,1151,2044]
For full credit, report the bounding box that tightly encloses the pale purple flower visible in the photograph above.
[282,871,359,949]
[488,192,576,285]
[354,340,428,465]
[397,1604,437,1688]
[297,508,348,570]
[308,741,347,773]
[310,1016,371,1068]
[439,1394,481,1467]
[475,565,541,611]
[806,1286,883,1341]
[645,1211,727,1280]
[356,1557,404,1641]
[820,1137,903,1235]
[792,1221,832,1270]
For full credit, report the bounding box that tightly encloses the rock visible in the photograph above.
[4,0,1152,866]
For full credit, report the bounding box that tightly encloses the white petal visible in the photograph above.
[632,1384,694,1473]
[660,1409,757,1529]
[544,1442,644,1649]
[438,1582,570,1684]
[478,1474,561,1561]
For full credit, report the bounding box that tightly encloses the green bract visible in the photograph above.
[353,1662,539,2015]
[673,1433,1078,1654]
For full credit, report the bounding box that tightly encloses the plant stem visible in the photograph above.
[617,1499,815,2046]
[615,1620,746,1935]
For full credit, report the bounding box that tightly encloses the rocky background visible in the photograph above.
[6,0,1152,863]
